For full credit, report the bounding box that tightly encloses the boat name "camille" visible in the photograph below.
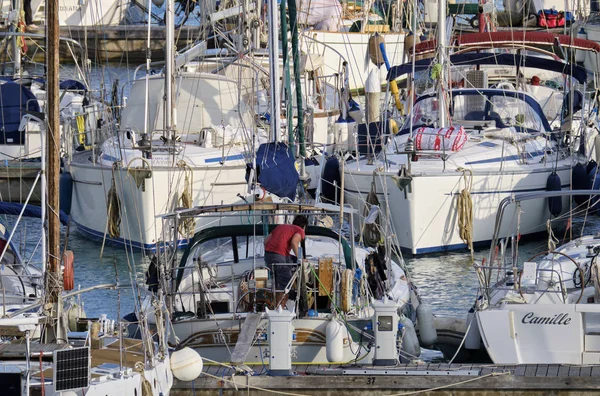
[521,312,571,325]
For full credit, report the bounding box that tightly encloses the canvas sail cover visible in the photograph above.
[248,142,299,201]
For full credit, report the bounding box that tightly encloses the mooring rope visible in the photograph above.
[457,168,474,258]
[134,361,153,396]
[107,163,121,239]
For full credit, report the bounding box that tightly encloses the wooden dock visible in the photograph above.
[172,363,600,395]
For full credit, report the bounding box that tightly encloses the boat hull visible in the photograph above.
[476,304,596,364]
[69,159,248,251]
[345,165,571,255]
[173,316,371,365]
[305,31,406,91]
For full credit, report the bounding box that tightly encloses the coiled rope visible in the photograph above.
[177,160,194,237]
[457,168,473,257]
[134,362,153,396]
[107,163,121,238]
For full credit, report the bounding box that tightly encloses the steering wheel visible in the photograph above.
[495,81,516,91]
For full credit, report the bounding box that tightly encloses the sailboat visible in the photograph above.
[121,0,437,370]
[471,189,600,364]
[340,5,600,254]
[0,3,181,394]
[130,202,428,367]
[0,9,99,204]
[66,0,351,251]
[66,3,257,250]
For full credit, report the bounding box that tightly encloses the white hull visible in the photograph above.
[24,0,135,26]
[304,31,406,91]
[477,303,600,364]
[173,316,370,365]
[477,231,600,364]
[343,86,595,255]
[69,72,256,250]
[345,164,571,254]
[69,156,248,250]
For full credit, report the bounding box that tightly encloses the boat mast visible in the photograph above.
[46,0,65,342]
[437,0,447,128]
[11,0,21,76]
[267,0,280,141]
[165,0,175,139]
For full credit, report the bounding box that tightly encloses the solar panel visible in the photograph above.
[53,346,90,392]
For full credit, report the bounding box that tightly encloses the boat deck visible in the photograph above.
[172,362,600,395]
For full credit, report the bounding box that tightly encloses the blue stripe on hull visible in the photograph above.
[73,222,188,252]
[409,230,552,255]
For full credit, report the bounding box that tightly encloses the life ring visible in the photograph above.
[340,269,353,312]
[63,250,75,291]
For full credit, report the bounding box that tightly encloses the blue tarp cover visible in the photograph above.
[0,202,69,225]
[0,82,40,145]
[250,142,299,200]
[387,53,589,84]
[59,80,87,91]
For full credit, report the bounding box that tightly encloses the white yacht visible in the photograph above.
[474,190,600,364]
[342,31,599,254]
[128,203,434,366]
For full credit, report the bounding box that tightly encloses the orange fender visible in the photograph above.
[63,250,74,291]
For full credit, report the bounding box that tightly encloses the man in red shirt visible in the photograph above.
[264,215,308,299]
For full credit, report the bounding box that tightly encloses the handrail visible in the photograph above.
[488,190,600,267]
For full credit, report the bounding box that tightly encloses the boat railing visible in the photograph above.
[486,189,600,295]
[475,264,573,303]
[299,29,348,77]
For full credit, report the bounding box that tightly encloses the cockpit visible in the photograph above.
[401,89,552,135]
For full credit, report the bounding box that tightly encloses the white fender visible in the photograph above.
[416,303,437,347]
[326,318,345,363]
[399,315,421,358]
[171,347,203,382]
[333,118,349,153]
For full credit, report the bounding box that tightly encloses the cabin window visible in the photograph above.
[489,95,543,131]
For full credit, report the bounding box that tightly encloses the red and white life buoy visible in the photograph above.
[414,126,467,152]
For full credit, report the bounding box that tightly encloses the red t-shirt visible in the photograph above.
[264,224,305,256]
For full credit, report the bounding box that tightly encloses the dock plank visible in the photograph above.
[547,364,560,377]
[557,366,571,377]
[514,366,526,376]
[480,367,494,375]
[535,365,548,377]
[524,365,537,377]
[568,366,581,377]
[592,366,600,377]
[580,366,593,377]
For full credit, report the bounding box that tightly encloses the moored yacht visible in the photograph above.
[342,33,599,254]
